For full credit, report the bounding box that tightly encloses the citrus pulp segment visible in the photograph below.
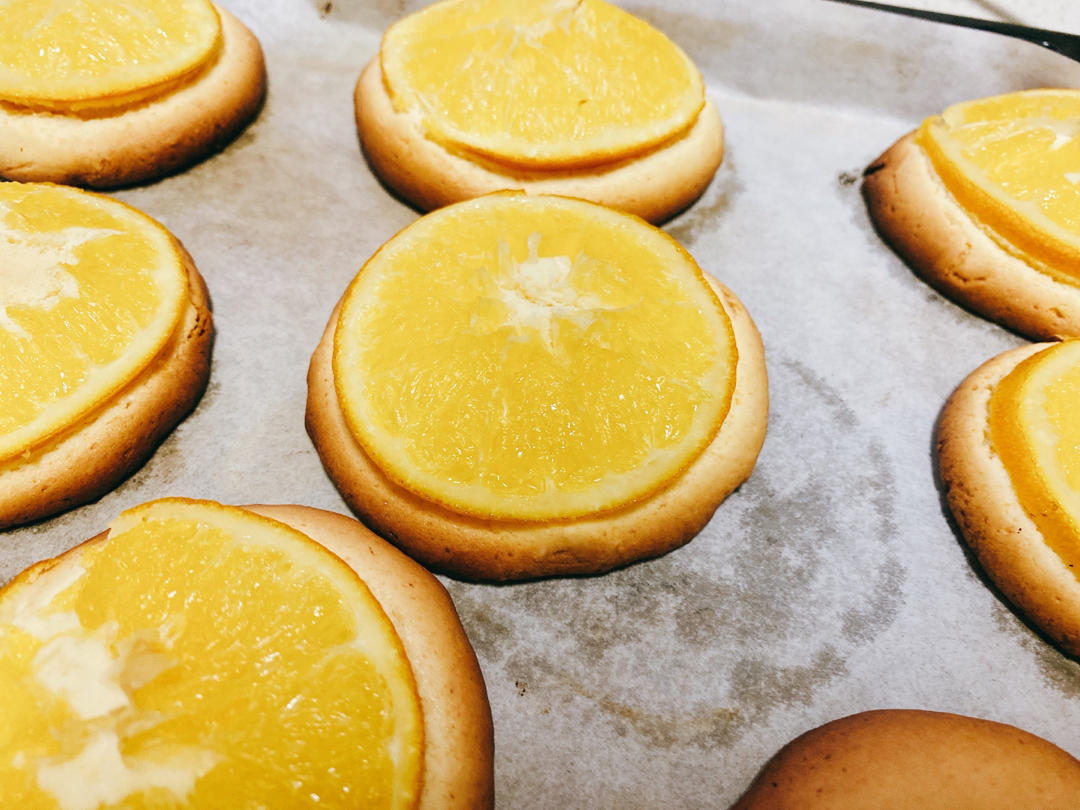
[0,182,188,462]
[989,339,1080,577]
[0,0,221,111]
[0,498,424,809]
[379,0,705,169]
[333,193,737,521]
[918,89,1080,280]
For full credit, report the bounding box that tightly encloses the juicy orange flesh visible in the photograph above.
[381,0,704,168]
[335,193,736,520]
[0,183,186,462]
[0,500,422,808]
[0,0,221,109]
[989,341,1080,577]
[918,89,1080,279]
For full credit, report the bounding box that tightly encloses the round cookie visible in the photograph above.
[864,132,1080,339]
[306,275,767,582]
[355,59,723,225]
[937,341,1080,655]
[354,0,724,224]
[0,501,494,808]
[0,188,213,530]
[732,709,1080,808]
[0,5,265,188]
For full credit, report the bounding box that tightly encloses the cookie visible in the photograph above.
[0,2,265,188]
[0,498,494,807]
[354,0,723,224]
[0,182,212,528]
[733,709,1080,809]
[937,340,1080,655]
[864,90,1080,339]
[306,193,767,580]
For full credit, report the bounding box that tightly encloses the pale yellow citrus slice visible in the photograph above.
[380,0,705,169]
[989,339,1080,576]
[0,182,188,463]
[918,89,1080,282]
[333,192,737,521]
[0,498,424,808]
[0,0,221,111]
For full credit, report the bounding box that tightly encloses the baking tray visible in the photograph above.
[3,0,1080,806]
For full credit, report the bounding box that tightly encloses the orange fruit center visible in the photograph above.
[0,499,424,808]
[333,192,737,521]
[379,0,705,168]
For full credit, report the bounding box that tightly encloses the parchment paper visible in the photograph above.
[3,1,1080,806]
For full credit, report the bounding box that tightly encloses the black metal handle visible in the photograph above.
[822,0,1080,62]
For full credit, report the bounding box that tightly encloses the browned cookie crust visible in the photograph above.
[0,6,265,188]
[732,709,1080,809]
[306,277,768,581]
[0,246,213,529]
[247,505,495,810]
[937,342,1080,656]
[863,133,1080,339]
[354,58,724,224]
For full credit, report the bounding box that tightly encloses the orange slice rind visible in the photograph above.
[333,192,737,521]
[0,498,424,808]
[0,182,188,463]
[989,338,1080,576]
[379,0,705,169]
[0,0,222,112]
[918,88,1080,282]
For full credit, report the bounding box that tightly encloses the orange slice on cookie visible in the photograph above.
[333,192,736,521]
[0,0,222,112]
[379,0,705,169]
[939,340,1080,654]
[309,192,767,580]
[0,499,426,807]
[918,89,1080,281]
[0,182,188,463]
[864,89,1080,338]
[988,339,1080,573]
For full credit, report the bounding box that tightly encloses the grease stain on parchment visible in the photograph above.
[449,356,905,752]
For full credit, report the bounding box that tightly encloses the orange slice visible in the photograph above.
[333,192,737,521]
[989,339,1080,576]
[0,182,188,462]
[918,89,1080,282]
[0,0,221,112]
[0,498,423,808]
[379,0,705,169]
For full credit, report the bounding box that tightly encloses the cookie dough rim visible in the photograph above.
[937,341,1080,656]
[0,5,265,189]
[354,58,724,225]
[306,275,768,582]
[863,132,1080,340]
[0,244,213,529]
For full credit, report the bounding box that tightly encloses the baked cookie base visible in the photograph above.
[863,132,1080,340]
[0,246,213,529]
[0,6,265,188]
[354,58,724,224]
[732,709,1080,808]
[937,342,1080,656]
[306,277,768,582]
